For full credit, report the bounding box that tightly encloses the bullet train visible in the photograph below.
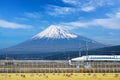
[69,55,120,68]
[71,55,120,61]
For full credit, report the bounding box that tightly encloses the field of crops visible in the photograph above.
[0,73,120,80]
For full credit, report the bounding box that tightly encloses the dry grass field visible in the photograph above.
[0,60,120,80]
[0,73,120,80]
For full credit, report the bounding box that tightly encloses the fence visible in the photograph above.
[0,60,120,73]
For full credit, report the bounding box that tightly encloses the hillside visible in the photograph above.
[44,45,120,60]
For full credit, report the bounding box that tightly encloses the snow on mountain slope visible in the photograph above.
[32,25,77,39]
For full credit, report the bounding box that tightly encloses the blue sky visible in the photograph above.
[0,0,120,49]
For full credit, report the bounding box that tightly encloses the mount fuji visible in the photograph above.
[1,25,105,59]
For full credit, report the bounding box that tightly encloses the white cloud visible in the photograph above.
[47,5,75,16]
[0,19,32,29]
[81,6,95,12]
[62,0,80,5]
[61,12,120,30]
[62,0,114,12]
[46,0,114,16]
[93,18,120,29]
[24,12,41,18]
[94,36,120,45]
[80,0,114,12]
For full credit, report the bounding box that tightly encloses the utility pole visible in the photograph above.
[79,43,82,57]
[86,41,88,57]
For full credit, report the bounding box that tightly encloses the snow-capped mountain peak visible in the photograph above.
[32,25,78,39]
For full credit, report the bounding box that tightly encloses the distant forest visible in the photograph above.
[0,45,120,60]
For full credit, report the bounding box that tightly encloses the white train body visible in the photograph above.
[71,55,120,61]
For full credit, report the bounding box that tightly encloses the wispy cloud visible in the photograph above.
[63,0,114,6]
[62,0,114,12]
[81,6,95,12]
[46,5,75,16]
[46,0,115,16]
[61,12,120,30]
[62,0,80,5]
[24,12,41,18]
[0,19,32,29]
[94,36,120,45]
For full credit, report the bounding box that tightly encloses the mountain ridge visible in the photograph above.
[0,25,105,59]
[44,45,120,60]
